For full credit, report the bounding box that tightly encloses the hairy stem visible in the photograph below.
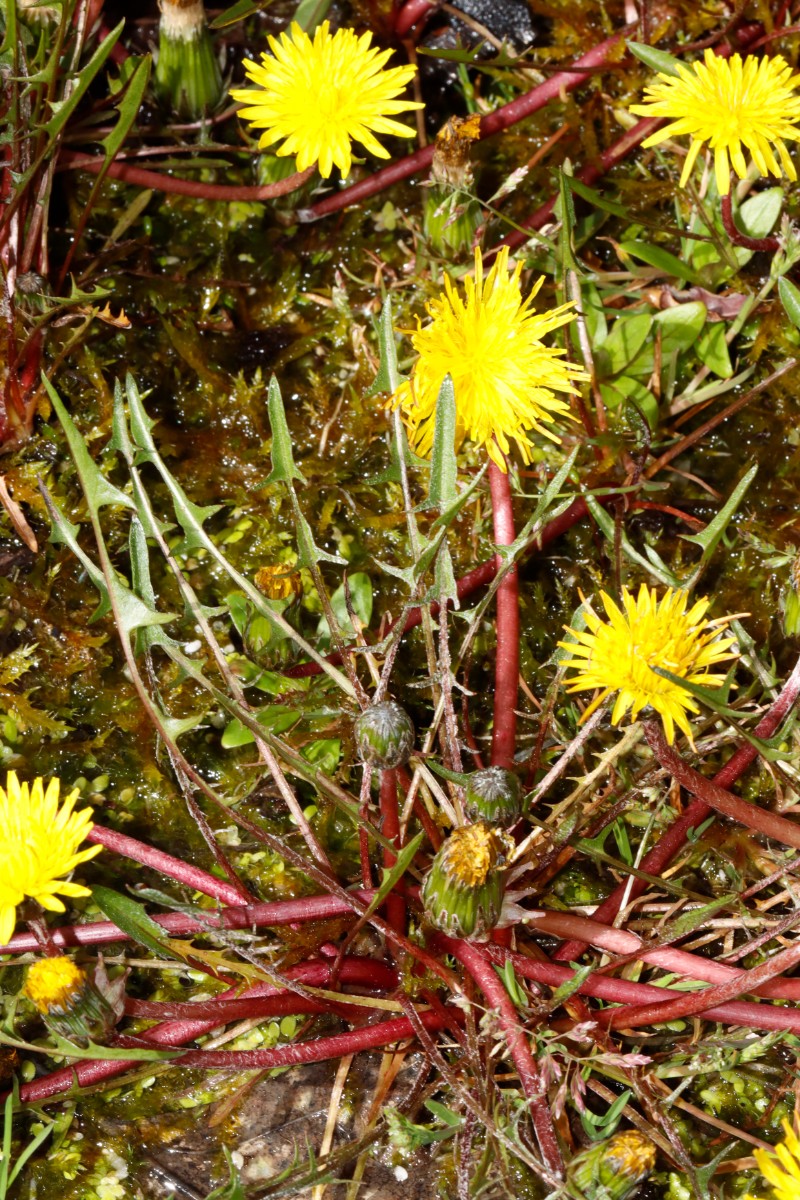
[58,152,316,200]
[446,938,563,1179]
[484,946,800,1034]
[87,824,247,906]
[489,460,520,769]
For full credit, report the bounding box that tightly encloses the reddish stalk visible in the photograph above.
[12,958,408,1106]
[525,910,800,1001]
[495,25,763,257]
[489,460,519,769]
[16,886,800,1004]
[485,947,800,1034]
[126,995,357,1022]
[599,935,800,1031]
[720,191,780,254]
[445,937,563,1178]
[395,0,433,34]
[126,957,398,1021]
[164,1010,457,1068]
[300,29,634,221]
[87,824,251,906]
[643,719,800,850]
[553,651,800,961]
[380,768,406,934]
[17,1010,459,1106]
[58,151,316,201]
[2,891,374,954]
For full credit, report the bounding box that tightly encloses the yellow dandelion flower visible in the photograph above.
[230,21,422,179]
[630,50,800,196]
[24,956,87,1015]
[392,246,586,472]
[752,1120,800,1200]
[0,771,101,947]
[558,585,738,745]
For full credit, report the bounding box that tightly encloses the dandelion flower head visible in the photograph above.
[392,246,586,472]
[230,21,422,179]
[0,771,101,947]
[630,50,800,195]
[559,585,737,745]
[751,1120,800,1200]
[24,956,87,1015]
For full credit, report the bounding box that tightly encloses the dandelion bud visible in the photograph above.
[464,767,522,826]
[569,1130,657,1200]
[354,701,415,769]
[421,822,514,940]
[24,956,117,1045]
[155,0,223,121]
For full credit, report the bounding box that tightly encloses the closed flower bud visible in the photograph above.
[156,0,223,120]
[354,701,415,769]
[569,1130,657,1200]
[464,767,522,826]
[421,822,514,940]
[24,956,118,1046]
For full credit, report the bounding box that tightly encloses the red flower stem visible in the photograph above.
[87,824,251,906]
[527,909,800,1001]
[720,191,780,254]
[57,151,316,201]
[642,719,800,849]
[553,650,800,962]
[126,957,398,1021]
[160,1010,458,1069]
[12,958,406,1106]
[488,460,520,770]
[599,934,800,1031]
[125,996,353,1023]
[394,0,433,34]
[380,768,406,934]
[2,891,375,955]
[485,947,800,1034]
[495,25,763,257]
[300,29,634,221]
[444,937,563,1178]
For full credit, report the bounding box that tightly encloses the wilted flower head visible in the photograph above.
[231,21,422,179]
[569,1129,657,1200]
[393,246,585,472]
[630,50,800,195]
[559,586,737,745]
[421,821,514,939]
[0,771,101,947]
